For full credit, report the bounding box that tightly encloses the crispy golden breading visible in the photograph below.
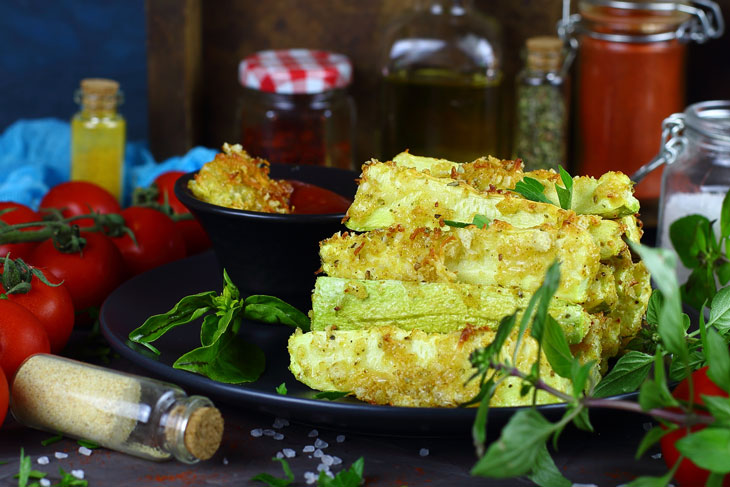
[392,151,640,218]
[288,325,595,408]
[311,276,593,344]
[188,143,293,213]
[320,222,605,306]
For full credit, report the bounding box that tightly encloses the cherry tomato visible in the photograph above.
[0,202,42,260]
[154,171,211,255]
[0,367,7,426]
[287,180,352,214]
[0,267,74,353]
[111,207,186,276]
[660,367,730,487]
[39,181,121,227]
[29,232,125,313]
[0,300,50,379]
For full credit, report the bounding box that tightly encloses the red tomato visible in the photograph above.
[29,232,125,313]
[660,367,730,487]
[39,181,121,227]
[287,180,352,214]
[0,300,50,379]
[0,268,74,353]
[0,202,42,261]
[111,207,186,276]
[0,367,7,426]
[154,171,211,255]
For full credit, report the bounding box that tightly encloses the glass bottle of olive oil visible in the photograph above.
[71,78,125,201]
[380,0,503,162]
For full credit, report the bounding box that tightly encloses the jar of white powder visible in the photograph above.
[642,101,730,278]
[10,354,224,463]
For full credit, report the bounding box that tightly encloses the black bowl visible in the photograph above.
[175,164,358,310]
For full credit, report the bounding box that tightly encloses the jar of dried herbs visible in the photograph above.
[513,36,568,171]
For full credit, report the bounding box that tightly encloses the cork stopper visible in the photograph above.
[183,407,224,461]
[525,36,563,72]
[80,78,119,96]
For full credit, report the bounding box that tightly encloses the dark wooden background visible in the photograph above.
[146,0,730,166]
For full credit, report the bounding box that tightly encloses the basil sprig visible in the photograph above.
[512,167,574,211]
[128,270,309,384]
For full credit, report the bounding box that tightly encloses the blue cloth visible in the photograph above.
[0,118,218,208]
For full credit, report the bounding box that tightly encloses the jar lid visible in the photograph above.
[525,36,563,71]
[80,78,119,96]
[238,49,353,94]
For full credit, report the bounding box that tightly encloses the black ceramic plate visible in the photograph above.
[100,250,639,437]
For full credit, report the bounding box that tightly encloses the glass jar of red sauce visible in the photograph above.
[559,1,723,204]
[238,49,356,170]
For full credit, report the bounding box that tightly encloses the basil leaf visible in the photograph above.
[670,215,711,268]
[681,267,717,312]
[174,331,265,383]
[530,261,561,342]
[18,448,31,487]
[638,380,673,411]
[314,391,350,400]
[708,286,730,334]
[705,327,730,393]
[527,443,572,487]
[645,290,662,326]
[635,425,673,459]
[471,409,556,478]
[593,351,653,397]
[571,360,595,398]
[721,190,730,240]
[127,291,216,352]
[320,458,365,487]
[443,219,469,228]
[472,214,490,229]
[542,315,573,378]
[276,383,288,395]
[243,295,310,331]
[514,177,554,205]
[200,301,243,346]
[702,395,730,427]
[475,313,517,371]
[717,261,730,286]
[470,379,497,457]
[676,428,730,473]
[251,457,294,487]
[554,167,573,211]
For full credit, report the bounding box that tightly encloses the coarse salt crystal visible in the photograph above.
[40,479,51,487]
[250,428,263,437]
[336,434,346,443]
[314,438,328,449]
[273,433,285,441]
[223,457,229,465]
[263,429,276,437]
[313,448,324,458]
[652,453,662,460]
[78,446,93,456]
[54,452,68,459]
[308,429,319,437]
[321,454,334,466]
[317,463,332,473]
[332,456,342,465]
[419,448,430,457]
[304,472,318,485]
[276,451,284,459]
[71,470,84,480]
[37,456,50,465]
[272,418,289,429]
[282,448,296,458]
[303,445,315,453]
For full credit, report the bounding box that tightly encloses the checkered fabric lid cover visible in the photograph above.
[238,49,353,94]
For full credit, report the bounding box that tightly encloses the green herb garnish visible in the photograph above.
[554,166,573,210]
[443,214,490,229]
[128,270,309,384]
[314,391,350,401]
[41,434,63,447]
[513,177,553,205]
[275,383,287,395]
[252,457,365,487]
[76,440,98,449]
[251,457,295,486]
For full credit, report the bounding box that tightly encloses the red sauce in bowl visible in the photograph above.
[286,180,352,214]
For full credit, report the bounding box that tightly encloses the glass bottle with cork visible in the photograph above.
[70,78,126,201]
[11,354,224,463]
[237,49,356,170]
[379,0,503,162]
[513,36,568,171]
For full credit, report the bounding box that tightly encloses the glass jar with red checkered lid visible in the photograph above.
[237,49,356,170]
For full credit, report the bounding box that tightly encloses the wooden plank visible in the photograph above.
[145,0,202,160]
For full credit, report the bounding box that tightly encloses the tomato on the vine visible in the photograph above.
[0,202,42,260]
[0,300,50,378]
[660,366,730,487]
[154,171,211,255]
[0,367,7,426]
[29,231,125,313]
[0,266,74,354]
[39,181,121,227]
[111,206,186,276]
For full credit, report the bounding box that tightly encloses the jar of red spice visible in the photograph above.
[559,1,723,204]
[238,49,356,169]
